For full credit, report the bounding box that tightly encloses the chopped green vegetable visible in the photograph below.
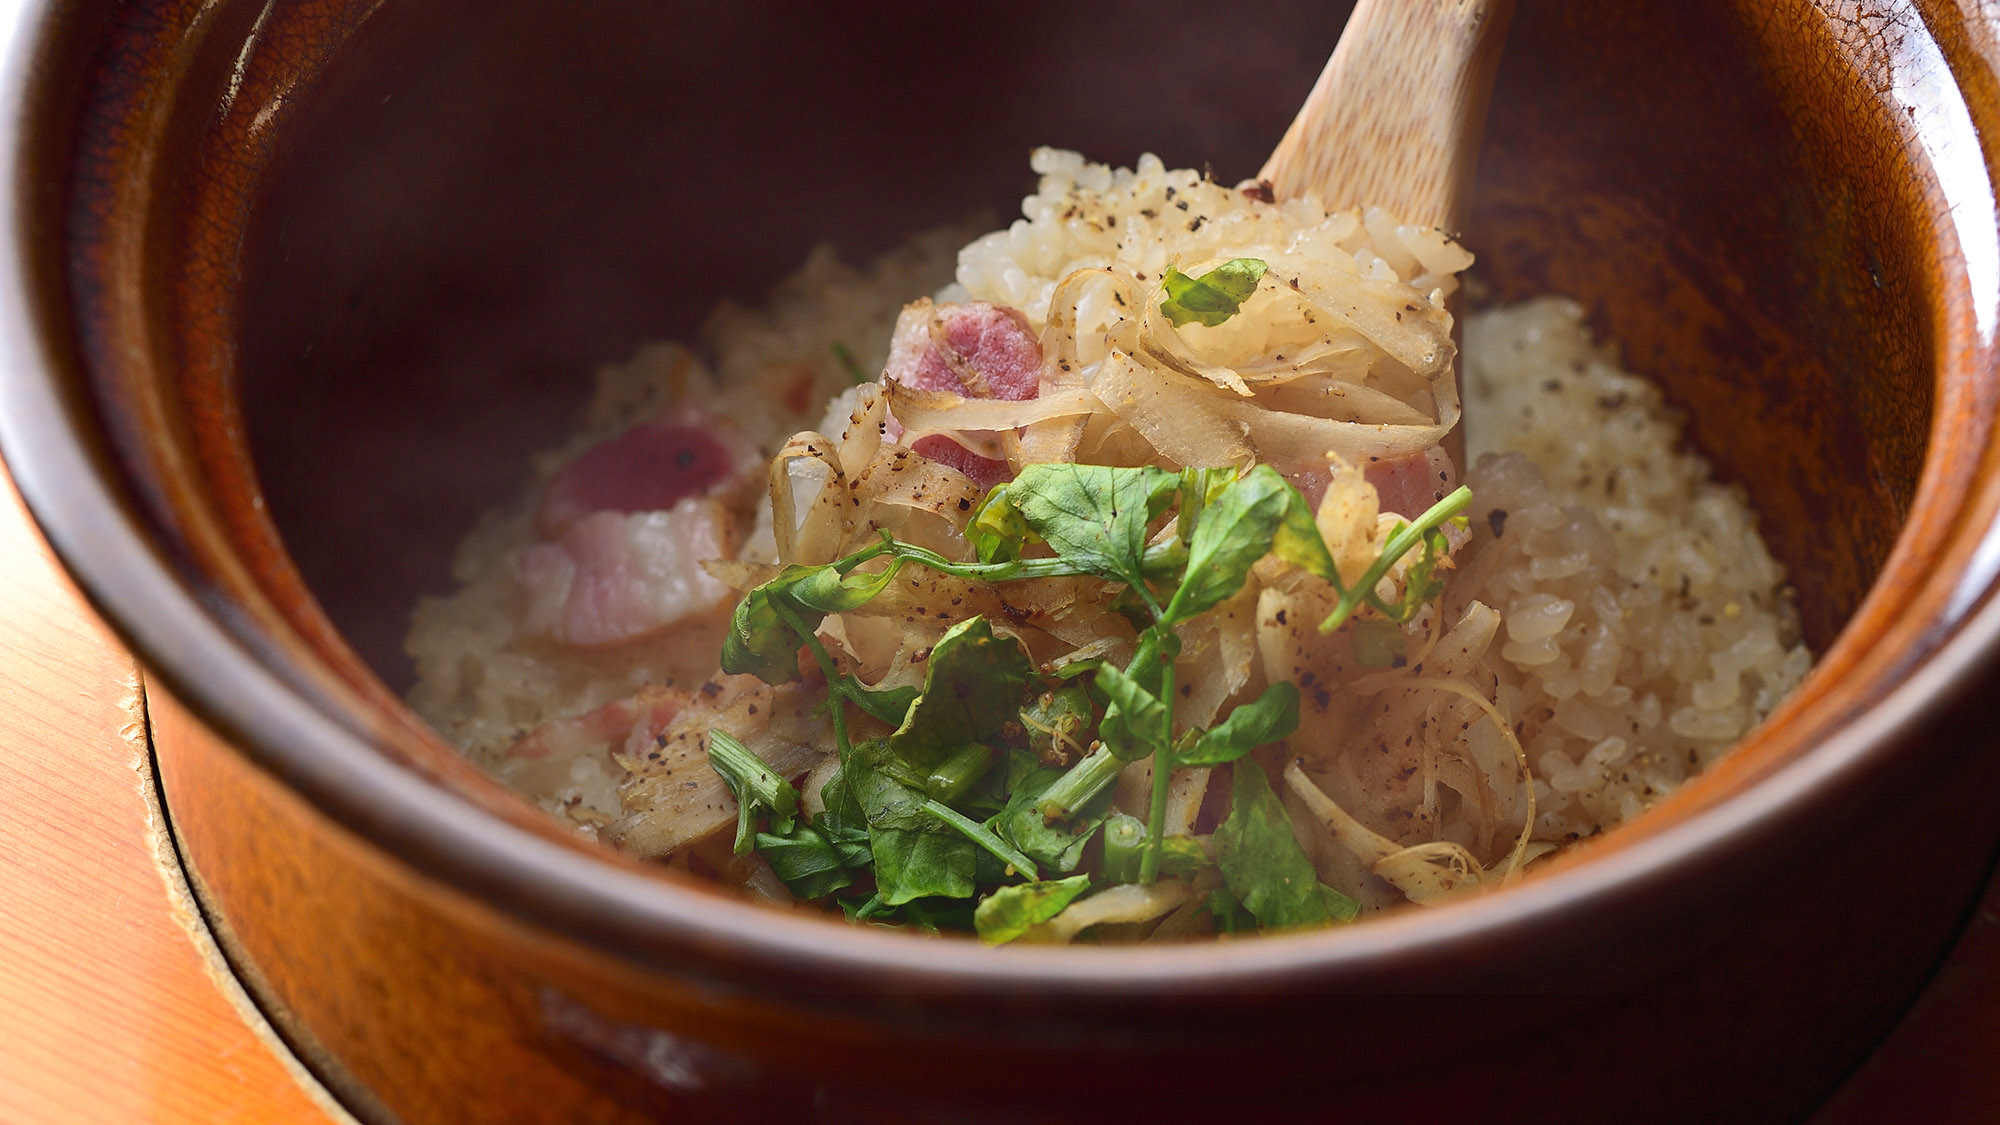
[887,616,1035,771]
[974,876,1092,944]
[1214,761,1337,931]
[1009,463,1178,602]
[1099,813,1207,883]
[925,743,999,804]
[1159,258,1268,328]
[755,823,860,899]
[1178,682,1299,767]
[706,729,799,855]
[711,459,1467,937]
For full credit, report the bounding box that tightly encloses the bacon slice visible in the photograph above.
[1287,446,1457,518]
[882,300,1043,487]
[908,434,1013,491]
[515,499,736,648]
[536,412,740,537]
[884,299,1042,401]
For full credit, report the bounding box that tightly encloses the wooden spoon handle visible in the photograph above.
[1259,0,1515,230]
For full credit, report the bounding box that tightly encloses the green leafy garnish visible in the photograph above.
[1213,760,1335,930]
[967,484,1029,564]
[1178,681,1299,767]
[1099,813,1208,883]
[974,875,1091,944]
[1009,463,1178,600]
[1163,464,1297,625]
[706,729,799,855]
[1318,487,1473,633]
[995,758,1115,874]
[888,616,1035,770]
[709,458,1468,939]
[755,821,863,899]
[1159,258,1269,328]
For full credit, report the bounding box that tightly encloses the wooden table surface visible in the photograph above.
[0,463,1992,1124]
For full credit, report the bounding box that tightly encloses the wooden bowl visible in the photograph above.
[5,1,2000,1120]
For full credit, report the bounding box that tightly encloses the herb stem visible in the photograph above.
[1319,486,1472,634]
[925,744,997,804]
[1034,743,1122,821]
[921,799,1040,879]
[1139,656,1175,883]
[871,537,1190,588]
[786,608,852,756]
[1099,813,1147,883]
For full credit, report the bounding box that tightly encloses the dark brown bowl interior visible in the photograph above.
[14,0,2000,1119]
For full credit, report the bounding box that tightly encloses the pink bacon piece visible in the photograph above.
[1287,447,1458,519]
[884,299,1043,402]
[882,300,1042,488]
[515,501,737,649]
[536,410,741,538]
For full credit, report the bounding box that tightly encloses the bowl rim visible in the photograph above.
[5,0,2000,995]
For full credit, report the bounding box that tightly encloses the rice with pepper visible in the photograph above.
[404,149,1809,913]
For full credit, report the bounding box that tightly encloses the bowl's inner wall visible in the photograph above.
[238,0,1927,687]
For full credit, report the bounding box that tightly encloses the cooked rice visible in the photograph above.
[403,149,1808,889]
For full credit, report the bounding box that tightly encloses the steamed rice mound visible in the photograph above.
[402,149,1809,914]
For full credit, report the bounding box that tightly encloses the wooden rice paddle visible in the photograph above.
[1260,0,1515,232]
[1260,0,1515,473]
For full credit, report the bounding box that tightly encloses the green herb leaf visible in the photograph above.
[705,729,800,855]
[1320,883,1362,923]
[1163,465,1293,625]
[974,875,1092,944]
[870,827,976,905]
[1178,682,1300,766]
[1268,476,1341,584]
[967,485,1030,564]
[1007,464,1177,597]
[1159,258,1268,328]
[887,616,1035,770]
[1214,761,1332,931]
[719,580,815,684]
[842,748,980,905]
[754,823,859,899]
[1019,684,1094,763]
[1094,660,1169,762]
[786,560,906,614]
[1176,466,1238,547]
[1203,886,1258,934]
[845,755,932,830]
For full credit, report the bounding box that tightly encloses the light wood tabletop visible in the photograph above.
[0,458,1990,1124]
